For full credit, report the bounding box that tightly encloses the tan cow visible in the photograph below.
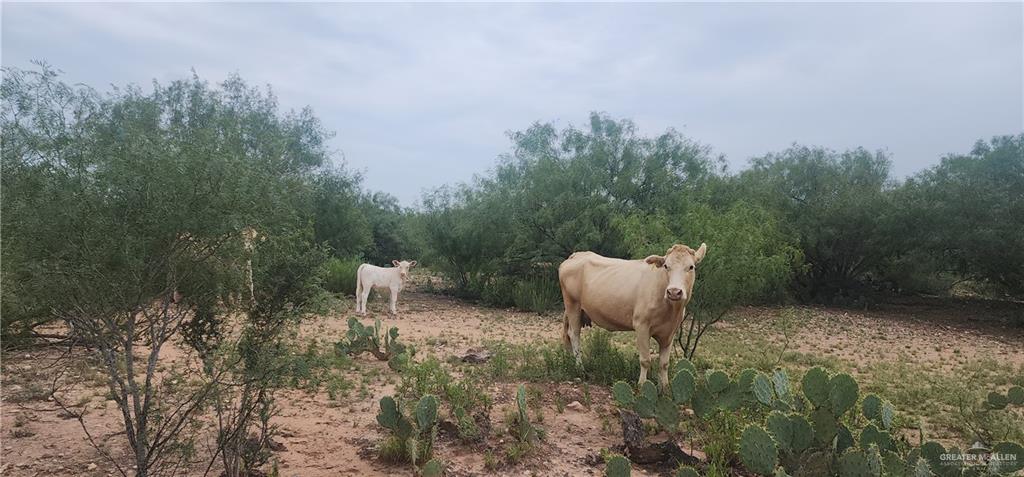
[558,243,707,390]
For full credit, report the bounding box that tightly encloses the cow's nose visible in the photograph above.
[667,288,684,300]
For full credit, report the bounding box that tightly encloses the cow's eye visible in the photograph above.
[689,265,695,271]
[664,264,670,270]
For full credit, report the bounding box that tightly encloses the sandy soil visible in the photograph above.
[2,292,1021,477]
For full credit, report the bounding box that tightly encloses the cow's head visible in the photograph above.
[392,259,418,281]
[644,243,707,302]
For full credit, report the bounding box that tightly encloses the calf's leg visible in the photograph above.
[358,286,372,315]
[388,287,399,316]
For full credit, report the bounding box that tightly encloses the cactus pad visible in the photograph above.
[828,373,859,417]
[862,394,882,421]
[810,407,838,446]
[859,423,893,452]
[654,395,680,431]
[1008,385,1024,406]
[605,454,631,477]
[612,381,636,408]
[675,466,699,477]
[754,372,775,406]
[802,366,830,408]
[415,394,439,431]
[421,458,444,477]
[706,370,730,393]
[986,391,1009,410]
[772,369,793,405]
[670,369,695,404]
[740,425,779,476]
[378,396,401,430]
[837,448,875,477]
[676,358,697,377]
[635,381,659,418]
[988,441,1024,475]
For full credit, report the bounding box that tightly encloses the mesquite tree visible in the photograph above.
[2,65,333,476]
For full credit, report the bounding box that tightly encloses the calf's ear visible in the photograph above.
[694,243,707,264]
[392,260,401,267]
[644,255,666,267]
[409,260,418,268]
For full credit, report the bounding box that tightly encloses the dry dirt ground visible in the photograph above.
[2,291,1022,477]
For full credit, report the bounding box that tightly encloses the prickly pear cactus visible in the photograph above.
[809,407,838,446]
[670,368,695,404]
[706,370,730,393]
[740,425,779,475]
[415,394,439,431]
[737,368,758,404]
[420,458,445,477]
[772,369,794,407]
[612,381,635,408]
[675,466,699,477]
[828,373,859,417]
[675,358,697,377]
[858,423,894,452]
[604,454,631,477]
[837,447,881,477]
[766,411,813,454]
[920,441,961,477]
[1008,385,1024,406]
[654,395,680,431]
[340,317,407,361]
[862,394,882,422]
[988,441,1024,475]
[754,372,775,407]
[378,396,402,430]
[987,391,1009,410]
[802,366,830,408]
[635,381,659,418]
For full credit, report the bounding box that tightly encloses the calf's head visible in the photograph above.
[644,243,707,302]
[392,259,418,281]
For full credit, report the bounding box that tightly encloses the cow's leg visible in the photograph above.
[388,287,399,317]
[563,302,584,365]
[355,273,364,313]
[635,324,652,387]
[359,286,373,315]
[655,335,672,393]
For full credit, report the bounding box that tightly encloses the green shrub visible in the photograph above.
[581,329,641,386]
[323,257,363,295]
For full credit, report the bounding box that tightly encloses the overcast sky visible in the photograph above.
[3,2,1021,205]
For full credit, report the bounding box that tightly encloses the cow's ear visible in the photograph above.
[694,243,707,264]
[644,255,666,267]
[392,260,400,267]
[409,260,418,268]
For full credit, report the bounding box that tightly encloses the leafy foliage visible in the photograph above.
[1,64,334,476]
[897,135,1024,296]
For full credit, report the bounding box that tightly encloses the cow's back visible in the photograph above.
[559,251,649,331]
[358,263,395,288]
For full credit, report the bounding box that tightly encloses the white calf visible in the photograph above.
[355,260,417,316]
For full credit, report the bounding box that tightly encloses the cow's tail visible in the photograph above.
[355,264,365,305]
